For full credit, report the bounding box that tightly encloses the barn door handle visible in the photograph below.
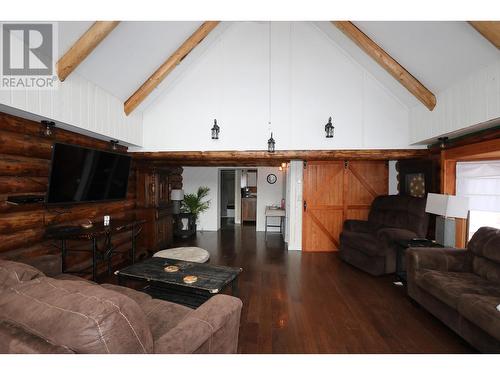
[303,200,307,211]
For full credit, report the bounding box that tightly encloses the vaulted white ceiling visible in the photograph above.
[56,21,500,113]
[353,21,498,93]
[57,21,203,101]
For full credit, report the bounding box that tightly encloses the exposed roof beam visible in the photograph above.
[332,21,436,111]
[131,149,430,166]
[124,21,220,115]
[469,21,500,49]
[57,21,120,82]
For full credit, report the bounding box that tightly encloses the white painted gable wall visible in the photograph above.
[0,72,143,146]
[140,22,413,152]
[410,60,500,144]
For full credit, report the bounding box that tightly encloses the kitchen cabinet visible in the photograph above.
[241,197,257,222]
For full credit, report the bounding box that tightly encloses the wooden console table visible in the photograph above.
[45,219,145,281]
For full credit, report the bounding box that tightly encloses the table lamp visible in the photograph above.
[425,193,469,247]
[171,189,184,214]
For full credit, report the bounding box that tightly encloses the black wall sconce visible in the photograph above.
[438,136,449,149]
[267,132,275,153]
[41,120,55,137]
[211,119,220,139]
[325,116,334,138]
[110,140,119,150]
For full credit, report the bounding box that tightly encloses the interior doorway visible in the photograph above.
[220,169,236,228]
[219,168,258,230]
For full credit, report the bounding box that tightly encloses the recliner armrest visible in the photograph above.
[343,219,371,233]
[154,294,242,354]
[376,227,417,244]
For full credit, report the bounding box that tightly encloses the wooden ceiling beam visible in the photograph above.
[57,21,120,82]
[124,21,220,115]
[131,149,430,166]
[469,21,500,49]
[332,21,436,111]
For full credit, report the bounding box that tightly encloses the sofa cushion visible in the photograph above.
[468,227,500,263]
[54,274,96,283]
[0,259,44,290]
[0,277,154,353]
[415,270,500,309]
[101,283,153,306]
[472,256,500,284]
[340,231,382,256]
[458,294,500,342]
[368,195,428,238]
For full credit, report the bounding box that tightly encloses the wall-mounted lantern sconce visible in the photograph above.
[110,140,119,150]
[267,132,275,153]
[325,116,334,138]
[438,137,449,149]
[211,119,220,140]
[41,120,55,137]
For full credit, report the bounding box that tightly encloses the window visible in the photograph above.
[456,161,500,240]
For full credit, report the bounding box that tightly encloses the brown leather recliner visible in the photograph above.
[339,195,429,276]
[0,259,242,354]
[407,226,500,353]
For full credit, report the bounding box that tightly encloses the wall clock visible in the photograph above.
[266,174,277,184]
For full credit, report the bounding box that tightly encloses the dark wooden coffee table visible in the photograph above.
[115,257,242,308]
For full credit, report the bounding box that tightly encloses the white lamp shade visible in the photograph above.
[425,193,469,219]
[170,189,184,201]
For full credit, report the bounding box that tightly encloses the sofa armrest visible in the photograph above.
[406,247,468,274]
[154,294,242,354]
[406,247,468,300]
[343,220,371,233]
[377,227,417,244]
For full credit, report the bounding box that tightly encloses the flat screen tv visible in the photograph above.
[47,143,131,204]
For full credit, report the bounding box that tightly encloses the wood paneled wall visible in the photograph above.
[0,112,140,274]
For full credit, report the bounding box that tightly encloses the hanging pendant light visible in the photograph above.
[325,116,334,138]
[267,132,275,153]
[266,22,276,154]
[211,119,220,140]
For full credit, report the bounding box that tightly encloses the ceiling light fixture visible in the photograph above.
[110,140,119,150]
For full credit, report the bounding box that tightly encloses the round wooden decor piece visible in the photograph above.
[267,173,277,184]
[183,275,198,284]
[164,265,179,273]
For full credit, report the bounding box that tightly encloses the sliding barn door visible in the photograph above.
[302,161,388,252]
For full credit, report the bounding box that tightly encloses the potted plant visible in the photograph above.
[175,186,211,238]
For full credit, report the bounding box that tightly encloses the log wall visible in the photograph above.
[0,112,141,275]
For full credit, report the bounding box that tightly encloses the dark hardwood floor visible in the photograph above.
[172,221,475,354]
